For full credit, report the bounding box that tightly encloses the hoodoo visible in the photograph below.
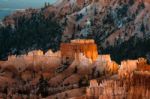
[60,39,98,62]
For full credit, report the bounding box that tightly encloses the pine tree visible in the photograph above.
[37,75,49,97]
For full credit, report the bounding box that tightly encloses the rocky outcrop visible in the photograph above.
[86,79,150,99]
[61,39,98,62]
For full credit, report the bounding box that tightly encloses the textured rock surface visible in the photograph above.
[61,39,98,62]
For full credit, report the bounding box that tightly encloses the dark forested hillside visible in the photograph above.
[102,37,150,63]
[0,9,62,59]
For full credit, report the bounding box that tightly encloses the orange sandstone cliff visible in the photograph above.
[60,39,98,62]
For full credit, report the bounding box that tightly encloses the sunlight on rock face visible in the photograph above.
[0,39,149,99]
[76,53,92,75]
[78,53,92,67]
[61,39,98,63]
[86,75,150,99]
[1,50,61,73]
[94,55,119,74]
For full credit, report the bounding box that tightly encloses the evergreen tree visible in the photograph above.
[37,75,49,98]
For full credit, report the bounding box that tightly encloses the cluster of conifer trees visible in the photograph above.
[0,11,62,60]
